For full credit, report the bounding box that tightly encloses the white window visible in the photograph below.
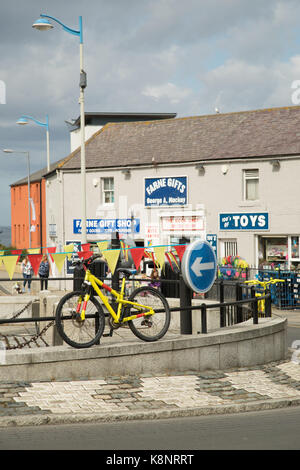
[243,169,259,201]
[102,177,114,204]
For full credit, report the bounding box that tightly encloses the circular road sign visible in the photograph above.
[181,239,217,293]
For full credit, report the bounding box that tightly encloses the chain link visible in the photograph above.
[0,299,54,350]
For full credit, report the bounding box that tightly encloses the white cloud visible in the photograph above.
[142,82,192,104]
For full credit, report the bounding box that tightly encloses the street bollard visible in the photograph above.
[179,274,192,334]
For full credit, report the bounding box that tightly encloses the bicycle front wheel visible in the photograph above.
[55,291,105,349]
[127,286,171,342]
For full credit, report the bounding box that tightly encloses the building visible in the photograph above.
[45,105,300,270]
[10,112,176,251]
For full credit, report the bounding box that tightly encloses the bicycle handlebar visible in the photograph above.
[71,253,102,268]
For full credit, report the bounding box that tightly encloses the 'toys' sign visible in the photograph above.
[181,240,217,293]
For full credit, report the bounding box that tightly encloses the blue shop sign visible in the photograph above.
[145,176,187,207]
[219,212,269,230]
[73,218,140,234]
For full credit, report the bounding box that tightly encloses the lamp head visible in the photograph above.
[2,149,13,153]
[16,117,28,125]
[32,17,53,30]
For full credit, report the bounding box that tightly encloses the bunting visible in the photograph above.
[78,250,93,260]
[47,247,56,262]
[63,244,74,260]
[28,254,43,276]
[27,248,40,255]
[51,253,66,273]
[81,243,90,252]
[130,247,145,270]
[2,255,19,280]
[174,245,186,261]
[103,249,120,275]
[97,241,108,253]
[153,246,166,269]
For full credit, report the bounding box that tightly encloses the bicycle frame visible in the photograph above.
[79,269,155,323]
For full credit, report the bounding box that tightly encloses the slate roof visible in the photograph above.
[59,105,300,171]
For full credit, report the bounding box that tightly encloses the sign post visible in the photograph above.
[181,240,217,294]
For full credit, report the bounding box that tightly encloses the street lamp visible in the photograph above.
[32,14,87,243]
[17,115,50,172]
[3,149,32,248]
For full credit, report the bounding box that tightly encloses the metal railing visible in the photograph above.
[0,274,271,350]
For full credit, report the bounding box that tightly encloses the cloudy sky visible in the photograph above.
[1,0,300,226]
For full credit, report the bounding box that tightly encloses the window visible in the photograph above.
[243,169,259,201]
[220,239,238,259]
[102,177,114,204]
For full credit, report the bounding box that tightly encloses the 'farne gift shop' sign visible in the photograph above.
[145,176,187,207]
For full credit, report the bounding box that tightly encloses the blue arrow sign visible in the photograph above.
[181,240,217,293]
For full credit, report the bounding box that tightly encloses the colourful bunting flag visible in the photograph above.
[153,246,166,269]
[27,248,40,254]
[63,244,74,260]
[28,254,43,276]
[174,245,187,261]
[47,247,56,262]
[81,243,90,252]
[130,247,145,270]
[97,241,108,253]
[78,250,93,260]
[103,249,120,275]
[2,255,19,280]
[52,253,66,273]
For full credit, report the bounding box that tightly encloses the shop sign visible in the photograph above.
[161,216,204,232]
[65,240,81,275]
[206,234,217,258]
[145,176,187,207]
[219,212,269,230]
[73,218,140,234]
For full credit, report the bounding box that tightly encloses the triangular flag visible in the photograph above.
[63,244,74,260]
[27,248,40,255]
[165,252,174,271]
[153,246,166,269]
[2,255,19,280]
[47,247,56,262]
[103,249,120,275]
[130,247,145,270]
[78,250,93,260]
[52,253,66,273]
[28,254,43,276]
[97,241,108,253]
[81,243,90,252]
[174,245,187,261]
[11,249,22,254]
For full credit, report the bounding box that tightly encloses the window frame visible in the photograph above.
[243,169,259,201]
[101,177,115,205]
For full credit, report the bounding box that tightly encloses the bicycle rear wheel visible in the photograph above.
[55,291,105,349]
[127,286,171,342]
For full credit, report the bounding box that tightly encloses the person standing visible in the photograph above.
[38,254,50,291]
[21,256,33,294]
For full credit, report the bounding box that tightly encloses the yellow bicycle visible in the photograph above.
[55,254,171,348]
[244,277,285,315]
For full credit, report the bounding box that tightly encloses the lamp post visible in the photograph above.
[17,115,50,172]
[32,14,87,243]
[3,149,31,248]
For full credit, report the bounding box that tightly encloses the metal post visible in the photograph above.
[79,17,87,245]
[201,303,207,334]
[236,283,243,323]
[251,286,258,324]
[179,274,192,334]
[111,232,120,313]
[220,279,226,327]
[26,152,31,248]
[265,288,272,317]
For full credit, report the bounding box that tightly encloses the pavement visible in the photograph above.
[0,307,299,427]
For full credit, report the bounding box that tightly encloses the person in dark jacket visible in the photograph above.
[38,254,50,291]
